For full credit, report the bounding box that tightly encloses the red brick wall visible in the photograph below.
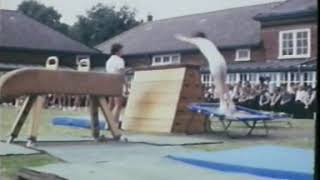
[261,22,318,60]
[0,51,81,67]
[181,48,265,66]
[124,47,266,70]
[125,55,152,68]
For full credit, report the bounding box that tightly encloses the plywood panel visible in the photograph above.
[126,92,180,105]
[125,103,177,119]
[130,81,182,93]
[123,67,186,133]
[133,68,186,82]
[124,118,173,133]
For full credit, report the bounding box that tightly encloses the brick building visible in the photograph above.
[0,9,103,75]
[97,0,317,88]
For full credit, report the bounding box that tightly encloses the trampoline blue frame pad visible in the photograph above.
[167,145,314,180]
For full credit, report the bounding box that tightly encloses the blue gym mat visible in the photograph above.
[52,117,106,130]
[167,145,314,180]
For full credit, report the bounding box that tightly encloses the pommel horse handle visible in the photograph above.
[78,58,90,72]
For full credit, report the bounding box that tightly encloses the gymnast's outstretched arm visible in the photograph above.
[174,34,197,45]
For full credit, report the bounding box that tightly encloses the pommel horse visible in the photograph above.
[0,68,124,145]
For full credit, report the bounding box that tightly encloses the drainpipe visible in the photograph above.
[298,64,302,86]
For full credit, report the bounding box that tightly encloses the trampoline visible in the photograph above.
[187,103,290,137]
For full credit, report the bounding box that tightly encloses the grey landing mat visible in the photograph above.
[0,137,94,144]
[21,158,276,180]
[35,142,193,163]
[122,133,223,146]
[0,142,40,156]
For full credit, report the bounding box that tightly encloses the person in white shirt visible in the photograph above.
[106,43,128,128]
[175,32,235,114]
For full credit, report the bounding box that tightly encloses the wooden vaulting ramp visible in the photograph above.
[123,64,205,134]
[0,68,124,144]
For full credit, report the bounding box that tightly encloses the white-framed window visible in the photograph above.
[227,73,237,85]
[238,73,258,85]
[201,74,213,87]
[302,71,314,86]
[289,72,300,84]
[152,54,181,66]
[280,72,289,85]
[235,49,251,61]
[279,29,311,59]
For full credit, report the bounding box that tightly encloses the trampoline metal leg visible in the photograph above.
[263,120,269,136]
[220,118,233,137]
[205,117,215,134]
[243,121,252,128]
[247,121,257,136]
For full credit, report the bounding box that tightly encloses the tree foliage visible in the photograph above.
[71,3,141,46]
[17,1,141,47]
[18,0,69,35]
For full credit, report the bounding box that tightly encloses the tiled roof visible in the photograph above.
[254,0,317,21]
[96,2,280,56]
[0,10,100,54]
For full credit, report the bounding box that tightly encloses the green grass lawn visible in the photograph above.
[0,107,93,140]
[0,154,60,179]
[0,106,316,179]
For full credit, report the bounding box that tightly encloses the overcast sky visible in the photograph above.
[2,0,282,25]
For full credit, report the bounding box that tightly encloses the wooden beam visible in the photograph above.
[28,96,45,142]
[7,95,37,143]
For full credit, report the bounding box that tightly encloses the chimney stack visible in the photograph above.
[147,14,153,22]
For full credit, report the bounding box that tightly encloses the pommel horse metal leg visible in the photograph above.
[7,96,37,143]
[89,96,100,141]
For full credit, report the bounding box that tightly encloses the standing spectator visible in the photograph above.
[106,43,128,128]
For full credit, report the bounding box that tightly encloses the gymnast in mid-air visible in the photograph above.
[175,32,235,115]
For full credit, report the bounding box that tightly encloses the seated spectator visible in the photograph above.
[304,86,315,119]
[259,89,271,111]
[231,83,241,104]
[270,87,282,112]
[238,85,250,107]
[306,87,317,119]
[294,85,309,118]
[279,87,293,114]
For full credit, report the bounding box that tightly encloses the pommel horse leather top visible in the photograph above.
[0,68,124,144]
[0,68,124,99]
